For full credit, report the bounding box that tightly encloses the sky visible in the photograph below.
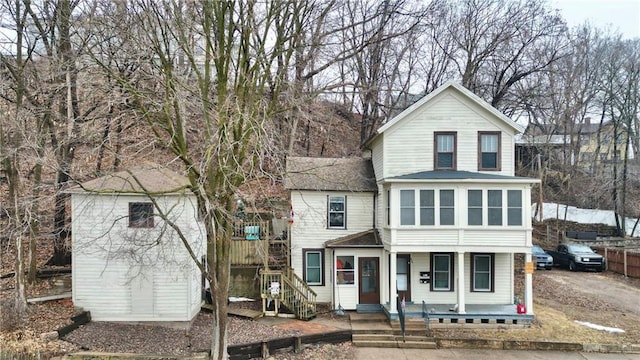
[552,0,640,39]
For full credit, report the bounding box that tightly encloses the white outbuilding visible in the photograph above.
[67,164,205,322]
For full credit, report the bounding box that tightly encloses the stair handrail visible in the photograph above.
[260,268,317,319]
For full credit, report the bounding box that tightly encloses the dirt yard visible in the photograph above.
[434,268,640,345]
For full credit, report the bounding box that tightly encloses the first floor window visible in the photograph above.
[431,253,453,291]
[328,195,346,228]
[129,202,154,228]
[303,249,324,286]
[336,255,355,285]
[471,253,494,292]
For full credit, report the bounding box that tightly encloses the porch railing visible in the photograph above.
[260,268,317,320]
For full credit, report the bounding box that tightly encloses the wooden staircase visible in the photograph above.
[350,313,436,349]
[259,267,317,320]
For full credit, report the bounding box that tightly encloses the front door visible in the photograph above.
[397,254,411,302]
[358,257,379,304]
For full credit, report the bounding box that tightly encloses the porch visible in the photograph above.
[379,302,534,328]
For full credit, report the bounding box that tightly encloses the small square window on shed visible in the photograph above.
[129,202,154,228]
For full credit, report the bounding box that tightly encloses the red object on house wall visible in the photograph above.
[516,303,526,314]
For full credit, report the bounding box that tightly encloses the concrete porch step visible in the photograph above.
[349,312,387,323]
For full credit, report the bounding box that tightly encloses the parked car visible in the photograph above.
[546,243,605,272]
[532,245,553,270]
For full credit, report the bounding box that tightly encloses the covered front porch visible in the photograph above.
[381,249,534,321]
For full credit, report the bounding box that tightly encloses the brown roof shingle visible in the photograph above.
[66,164,191,195]
[284,157,376,192]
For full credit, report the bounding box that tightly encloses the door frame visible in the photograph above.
[358,257,380,304]
[397,254,411,302]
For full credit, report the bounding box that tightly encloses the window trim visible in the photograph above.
[478,131,501,171]
[470,253,495,292]
[430,253,454,292]
[129,202,154,228]
[434,132,457,170]
[303,249,324,286]
[327,195,346,229]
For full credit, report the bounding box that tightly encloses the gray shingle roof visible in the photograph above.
[66,164,191,195]
[285,157,377,192]
[390,170,537,181]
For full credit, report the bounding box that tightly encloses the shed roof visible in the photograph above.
[284,157,376,192]
[66,164,191,195]
[324,229,383,248]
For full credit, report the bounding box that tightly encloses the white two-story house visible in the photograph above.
[285,81,538,321]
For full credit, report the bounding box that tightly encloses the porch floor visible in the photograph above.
[380,303,534,327]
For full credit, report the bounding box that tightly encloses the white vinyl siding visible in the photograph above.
[71,193,204,322]
[290,191,375,303]
[381,91,516,178]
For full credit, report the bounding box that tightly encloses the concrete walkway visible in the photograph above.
[354,348,640,360]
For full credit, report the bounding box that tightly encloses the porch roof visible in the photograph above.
[389,170,539,183]
[324,229,383,248]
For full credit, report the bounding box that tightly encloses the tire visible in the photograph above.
[598,265,604,273]
[569,260,577,271]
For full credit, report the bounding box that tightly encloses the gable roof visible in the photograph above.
[390,170,539,183]
[375,80,524,137]
[324,229,383,248]
[284,157,377,192]
[66,164,191,195]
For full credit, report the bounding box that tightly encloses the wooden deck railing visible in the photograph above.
[260,268,317,320]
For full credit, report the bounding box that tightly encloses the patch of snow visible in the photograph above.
[532,203,640,237]
[574,320,625,333]
[228,296,255,302]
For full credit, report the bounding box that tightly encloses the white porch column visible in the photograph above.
[390,252,397,313]
[456,251,466,314]
[525,252,534,314]
[381,250,389,305]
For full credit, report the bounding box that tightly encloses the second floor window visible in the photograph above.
[488,190,502,225]
[328,195,346,229]
[479,132,500,170]
[435,132,456,170]
[400,189,455,226]
[507,190,522,226]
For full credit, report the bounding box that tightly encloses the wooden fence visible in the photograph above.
[230,239,268,266]
[593,247,640,279]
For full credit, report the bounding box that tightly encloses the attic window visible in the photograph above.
[129,202,154,228]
